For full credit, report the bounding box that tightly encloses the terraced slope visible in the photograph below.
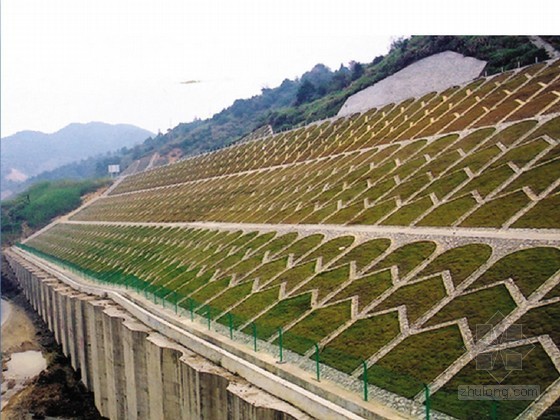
[21,58,560,419]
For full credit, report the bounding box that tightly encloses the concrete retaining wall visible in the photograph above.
[5,252,311,420]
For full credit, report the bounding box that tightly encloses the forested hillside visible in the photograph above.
[17,36,559,185]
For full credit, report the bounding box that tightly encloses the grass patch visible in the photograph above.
[368,325,465,398]
[454,165,514,198]
[417,195,477,227]
[454,128,496,153]
[323,202,365,224]
[302,236,355,265]
[389,173,432,200]
[459,190,530,228]
[243,256,289,283]
[189,277,231,304]
[206,281,254,312]
[265,232,299,256]
[335,238,391,272]
[328,269,393,311]
[426,284,516,334]
[349,198,396,225]
[470,247,560,298]
[500,301,560,346]
[432,344,558,420]
[422,170,469,200]
[301,202,338,224]
[504,159,560,195]
[512,193,560,229]
[280,300,352,355]
[526,115,560,141]
[376,275,447,323]
[423,151,462,177]
[486,120,538,147]
[366,241,436,278]
[278,234,324,261]
[418,244,492,287]
[268,260,316,291]
[419,134,459,157]
[297,265,351,302]
[380,196,433,226]
[320,312,401,374]
[488,138,549,170]
[243,293,312,340]
[361,178,397,202]
[455,145,502,173]
[220,285,280,328]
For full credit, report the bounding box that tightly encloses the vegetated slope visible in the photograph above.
[1,179,110,244]
[30,36,556,186]
[0,122,152,199]
[20,56,560,420]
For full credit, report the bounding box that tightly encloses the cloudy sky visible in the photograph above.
[1,0,555,137]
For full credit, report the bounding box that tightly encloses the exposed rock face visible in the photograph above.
[338,51,487,116]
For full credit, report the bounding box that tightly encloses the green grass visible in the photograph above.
[422,151,462,177]
[189,277,231,304]
[470,247,560,298]
[416,195,477,227]
[220,285,280,328]
[297,265,351,302]
[504,159,560,195]
[323,202,365,224]
[512,193,560,229]
[421,170,469,200]
[455,145,502,173]
[278,234,324,260]
[488,138,549,170]
[301,236,355,265]
[454,165,514,198]
[432,344,558,420]
[380,196,433,226]
[361,178,397,202]
[376,275,447,323]
[418,244,492,287]
[389,173,432,200]
[527,115,560,141]
[243,256,289,283]
[368,325,465,398]
[280,300,352,355]
[206,280,254,312]
[366,241,436,278]
[268,260,316,291]
[453,128,496,153]
[501,301,560,346]
[334,238,391,272]
[419,134,459,157]
[349,198,396,225]
[486,120,538,147]
[460,190,531,228]
[329,269,393,310]
[426,284,516,334]
[301,202,338,224]
[243,293,312,340]
[319,312,401,374]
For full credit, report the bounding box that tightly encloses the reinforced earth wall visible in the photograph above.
[4,251,312,420]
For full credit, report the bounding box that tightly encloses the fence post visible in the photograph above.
[314,343,320,381]
[362,360,368,401]
[424,383,430,420]
[278,327,283,363]
[228,313,233,339]
[491,400,498,420]
[252,323,257,352]
[174,292,178,314]
[206,306,211,330]
[189,299,194,321]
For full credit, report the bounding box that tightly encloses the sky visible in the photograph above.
[1,0,558,137]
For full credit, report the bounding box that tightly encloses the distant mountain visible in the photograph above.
[1,122,153,199]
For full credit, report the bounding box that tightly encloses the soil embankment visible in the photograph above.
[1,253,104,419]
